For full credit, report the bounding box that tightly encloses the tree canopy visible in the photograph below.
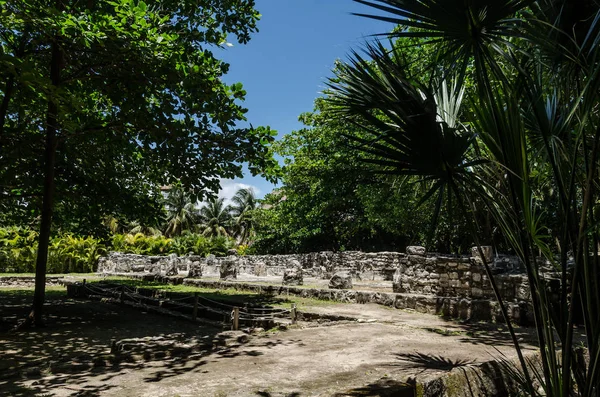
[0,0,276,325]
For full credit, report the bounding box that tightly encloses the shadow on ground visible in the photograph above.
[0,288,292,396]
[392,352,475,373]
[332,378,416,397]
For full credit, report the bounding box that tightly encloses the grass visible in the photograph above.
[91,277,341,309]
[0,274,344,310]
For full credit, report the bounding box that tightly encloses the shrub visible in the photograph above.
[0,228,239,273]
[0,227,105,273]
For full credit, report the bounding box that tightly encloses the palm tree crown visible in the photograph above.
[197,197,232,238]
[230,188,257,244]
[163,186,198,237]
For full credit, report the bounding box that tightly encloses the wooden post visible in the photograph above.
[82,279,86,286]
[232,307,239,331]
[291,303,297,324]
[192,292,198,321]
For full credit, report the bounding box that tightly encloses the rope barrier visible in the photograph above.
[82,282,287,321]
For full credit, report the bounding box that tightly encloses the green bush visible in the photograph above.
[0,227,105,273]
[0,228,238,274]
[110,232,235,257]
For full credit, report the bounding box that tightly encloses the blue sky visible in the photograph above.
[216,0,390,203]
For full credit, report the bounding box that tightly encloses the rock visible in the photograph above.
[329,271,353,290]
[188,261,202,278]
[206,254,216,266]
[406,246,426,256]
[220,257,238,280]
[165,253,179,276]
[253,262,267,277]
[392,267,404,293]
[227,249,238,256]
[282,264,303,286]
[471,246,493,263]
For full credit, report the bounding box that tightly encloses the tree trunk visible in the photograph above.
[26,17,62,328]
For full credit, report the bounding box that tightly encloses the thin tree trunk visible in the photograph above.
[25,13,62,327]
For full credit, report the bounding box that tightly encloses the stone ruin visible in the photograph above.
[97,246,540,323]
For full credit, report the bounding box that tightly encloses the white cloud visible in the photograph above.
[217,179,260,207]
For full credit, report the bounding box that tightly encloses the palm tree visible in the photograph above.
[197,197,232,238]
[230,187,257,244]
[127,220,163,237]
[163,186,198,237]
[329,1,600,395]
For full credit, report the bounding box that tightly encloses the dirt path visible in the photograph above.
[47,321,534,397]
[1,288,538,397]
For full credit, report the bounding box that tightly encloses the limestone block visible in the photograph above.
[329,271,353,290]
[392,267,404,293]
[165,253,179,276]
[253,262,267,277]
[406,246,426,256]
[471,246,493,263]
[206,254,216,266]
[282,264,303,286]
[472,273,482,282]
[188,261,202,278]
[472,287,483,297]
[220,257,238,280]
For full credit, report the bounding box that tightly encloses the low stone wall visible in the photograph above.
[97,251,406,281]
[96,248,534,322]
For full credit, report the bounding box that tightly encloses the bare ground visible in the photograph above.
[0,286,540,397]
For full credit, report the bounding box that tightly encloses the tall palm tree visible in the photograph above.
[163,186,198,237]
[197,197,232,238]
[329,1,600,395]
[230,187,257,244]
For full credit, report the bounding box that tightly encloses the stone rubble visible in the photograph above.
[96,246,548,322]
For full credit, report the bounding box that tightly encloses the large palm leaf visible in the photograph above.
[326,41,477,228]
[340,1,600,395]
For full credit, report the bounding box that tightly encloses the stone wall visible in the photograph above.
[96,248,534,322]
[98,250,406,280]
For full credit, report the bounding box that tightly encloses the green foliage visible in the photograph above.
[197,198,233,238]
[110,232,235,257]
[251,91,475,254]
[230,188,258,245]
[336,1,600,395]
[0,0,277,241]
[0,228,237,273]
[0,227,105,273]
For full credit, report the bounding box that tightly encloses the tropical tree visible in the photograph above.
[0,0,276,327]
[198,198,232,238]
[230,187,258,244]
[328,0,600,395]
[163,186,198,237]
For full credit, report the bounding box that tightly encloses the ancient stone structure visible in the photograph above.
[219,257,238,280]
[329,271,352,289]
[282,260,303,285]
[96,247,539,322]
